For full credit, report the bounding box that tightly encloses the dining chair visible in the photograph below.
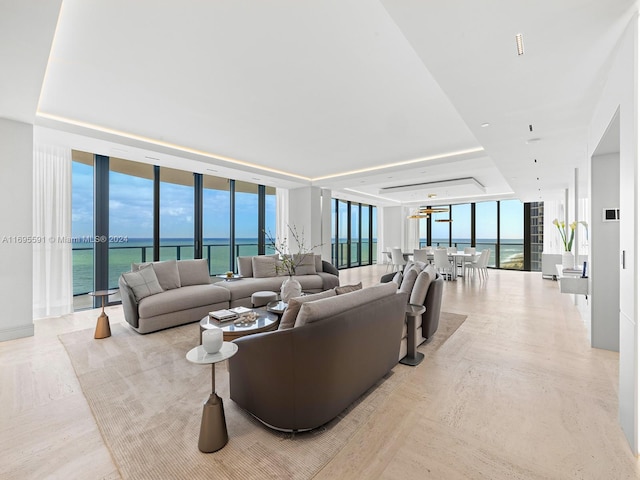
[433,248,454,280]
[391,247,407,273]
[446,246,457,254]
[383,247,392,272]
[424,246,433,254]
[413,248,429,264]
[468,249,490,280]
[463,247,477,271]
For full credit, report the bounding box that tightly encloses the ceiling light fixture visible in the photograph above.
[516,33,524,55]
[428,193,437,198]
[481,123,490,128]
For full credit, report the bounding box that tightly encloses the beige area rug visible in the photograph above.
[60,312,466,480]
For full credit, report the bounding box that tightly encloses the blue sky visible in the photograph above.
[72,162,276,238]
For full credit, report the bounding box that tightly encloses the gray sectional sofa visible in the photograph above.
[118,255,339,334]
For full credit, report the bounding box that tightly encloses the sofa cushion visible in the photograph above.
[279,289,337,330]
[177,259,211,286]
[409,267,436,306]
[314,254,323,273]
[335,282,362,295]
[138,284,230,318]
[150,259,181,290]
[392,271,403,287]
[237,256,254,277]
[252,255,279,278]
[293,253,316,275]
[122,265,163,302]
[399,266,420,296]
[294,282,397,327]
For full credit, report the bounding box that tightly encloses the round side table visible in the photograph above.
[186,342,238,453]
[399,303,426,366]
[88,289,118,339]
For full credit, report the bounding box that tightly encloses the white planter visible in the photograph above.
[562,251,575,270]
[202,327,223,354]
[281,276,302,303]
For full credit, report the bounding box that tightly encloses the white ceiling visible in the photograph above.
[4,1,638,207]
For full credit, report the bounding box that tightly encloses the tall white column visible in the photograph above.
[0,119,34,340]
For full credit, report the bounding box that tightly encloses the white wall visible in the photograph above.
[380,206,403,259]
[0,119,34,341]
[591,153,621,351]
[287,186,323,254]
[588,15,638,453]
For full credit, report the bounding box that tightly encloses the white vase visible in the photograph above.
[281,276,302,303]
[202,327,223,354]
[562,251,575,270]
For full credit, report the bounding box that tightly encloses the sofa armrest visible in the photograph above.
[321,260,339,277]
[119,275,140,328]
[380,272,396,284]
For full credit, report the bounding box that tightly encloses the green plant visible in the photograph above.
[552,218,576,252]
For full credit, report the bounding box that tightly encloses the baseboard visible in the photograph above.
[0,324,34,342]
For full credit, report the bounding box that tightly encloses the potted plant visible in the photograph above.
[553,218,576,269]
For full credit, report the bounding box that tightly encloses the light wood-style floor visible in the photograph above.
[2,266,639,479]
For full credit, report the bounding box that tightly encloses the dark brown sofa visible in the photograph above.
[228,282,406,431]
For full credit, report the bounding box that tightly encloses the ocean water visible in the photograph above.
[72,238,269,295]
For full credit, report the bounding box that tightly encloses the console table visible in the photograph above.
[555,264,588,295]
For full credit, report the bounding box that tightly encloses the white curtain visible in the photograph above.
[275,187,289,246]
[33,144,73,318]
[404,206,420,251]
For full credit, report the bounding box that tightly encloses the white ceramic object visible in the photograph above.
[281,276,302,303]
[202,327,223,354]
[562,251,575,270]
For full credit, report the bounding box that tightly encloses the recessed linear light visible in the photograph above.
[35,111,311,181]
[313,147,485,181]
[481,123,490,128]
[516,33,524,55]
[526,138,541,144]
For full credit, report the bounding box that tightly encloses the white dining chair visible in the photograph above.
[382,247,392,272]
[413,249,429,264]
[424,246,433,254]
[468,249,490,280]
[447,246,457,254]
[434,248,454,280]
[391,247,407,272]
[463,247,477,271]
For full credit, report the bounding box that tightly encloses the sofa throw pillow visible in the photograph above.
[314,254,323,273]
[149,259,181,290]
[237,256,254,278]
[177,259,211,286]
[392,271,403,287]
[293,253,316,275]
[252,255,279,278]
[334,282,362,295]
[409,268,435,306]
[399,266,420,296]
[279,289,337,330]
[122,265,163,302]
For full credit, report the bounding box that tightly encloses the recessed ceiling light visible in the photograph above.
[481,123,490,128]
[526,138,541,144]
[516,33,524,55]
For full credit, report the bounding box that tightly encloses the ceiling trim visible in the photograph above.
[379,176,485,194]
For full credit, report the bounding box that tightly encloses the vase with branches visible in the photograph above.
[266,225,321,302]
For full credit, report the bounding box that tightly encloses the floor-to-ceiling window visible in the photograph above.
[234,181,259,269]
[475,201,498,267]
[265,186,277,255]
[159,167,194,261]
[108,158,154,289]
[337,200,348,268]
[499,199,524,270]
[203,174,231,275]
[71,153,94,309]
[350,203,360,267]
[451,203,471,250]
[361,206,370,265]
[431,208,451,247]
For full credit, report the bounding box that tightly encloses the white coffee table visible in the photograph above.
[186,342,238,452]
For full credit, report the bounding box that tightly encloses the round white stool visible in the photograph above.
[251,291,278,308]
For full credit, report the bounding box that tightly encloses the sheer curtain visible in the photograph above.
[276,187,289,246]
[33,144,73,318]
